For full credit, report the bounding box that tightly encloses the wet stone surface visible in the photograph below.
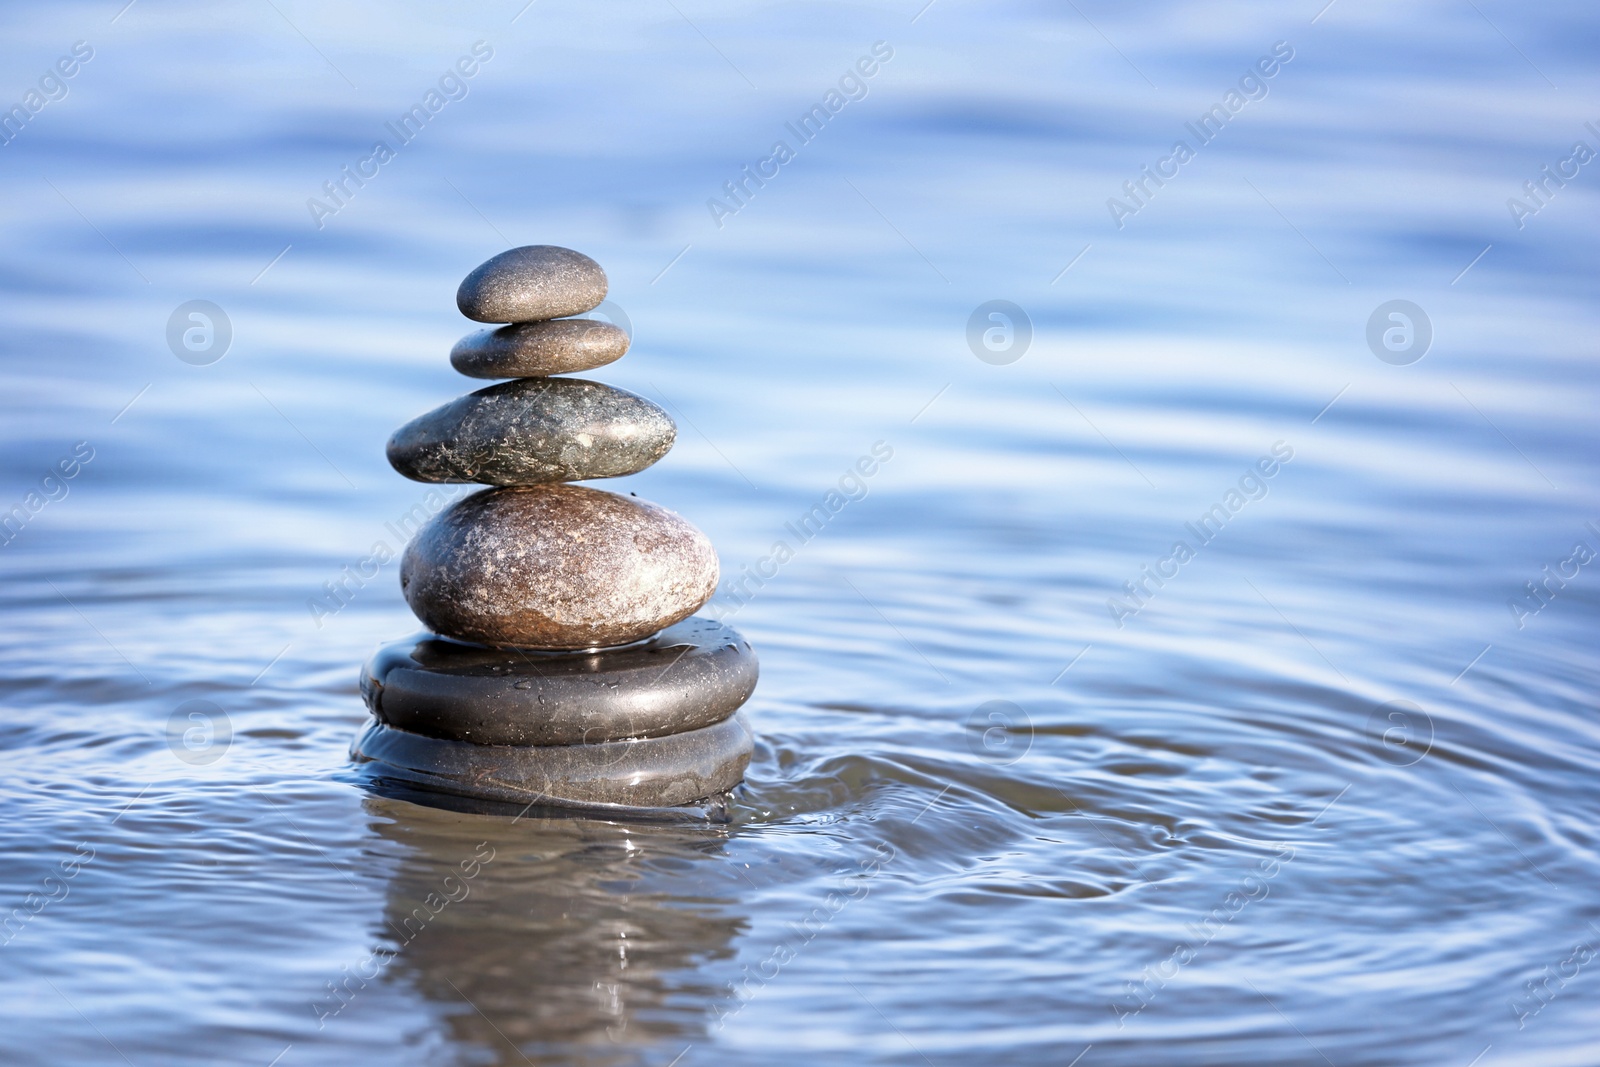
[400,485,719,650]
[456,245,607,323]
[386,377,675,486]
[350,712,754,810]
[450,318,630,379]
[361,617,758,746]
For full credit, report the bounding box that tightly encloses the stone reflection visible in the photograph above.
[361,794,746,1066]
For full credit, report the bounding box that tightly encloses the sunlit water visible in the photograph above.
[3,2,1598,1064]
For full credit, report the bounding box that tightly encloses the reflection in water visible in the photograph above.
[359,796,745,1066]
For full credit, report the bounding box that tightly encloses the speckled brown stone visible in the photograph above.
[386,378,675,487]
[350,712,753,810]
[450,318,630,379]
[400,485,719,650]
[457,246,607,324]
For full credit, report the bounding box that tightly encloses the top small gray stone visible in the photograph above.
[457,245,607,324]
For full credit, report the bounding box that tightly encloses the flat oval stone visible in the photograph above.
[450,318,629,379]
[457,245,607,323]
[386,378,675,486]
[400,485,719,650]
[360,617,758,746]
[351,712,753,810]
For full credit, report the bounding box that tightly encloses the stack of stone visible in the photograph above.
[352,246,757,813]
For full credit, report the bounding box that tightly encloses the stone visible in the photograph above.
[450,319,629,379]
[360,617,758,746]
[386,377,675,486]
[457,245,607,323]
[351,712,754,810]
[400,485,719,650]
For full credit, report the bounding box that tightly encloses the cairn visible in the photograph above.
[352,246,757,812]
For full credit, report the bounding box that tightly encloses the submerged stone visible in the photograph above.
[400,485,719,650]
[457,245,607,323]
[351,712,753,809]
[361,617,758,746]
[386,377,675,486]
[450,318,630,379]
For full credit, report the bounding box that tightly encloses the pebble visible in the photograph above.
[450,318,629,379]
[360,244,759,813]
[351,712,753,810]
[361,618,758,746]
[386,377,675,486]
[400,485,719,650]
[457,245,607,323]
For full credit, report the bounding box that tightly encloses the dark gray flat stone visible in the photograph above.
[361,617,758,746]
[457,246,607,323]
[386,377,675,486]
[351,712,754,810]
[400,485,719,650]
[451,319,629,379]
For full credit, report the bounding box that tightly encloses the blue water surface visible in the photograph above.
[2,1,1598,1064]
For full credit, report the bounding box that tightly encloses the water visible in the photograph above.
[3,1,1598,1063]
